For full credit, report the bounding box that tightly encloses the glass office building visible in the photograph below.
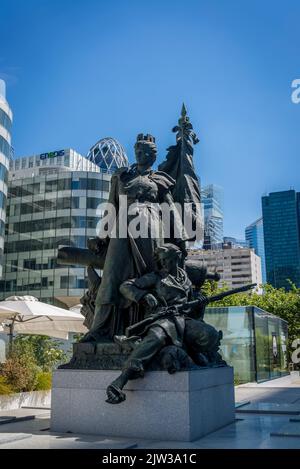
[202,184,224,250]
[189,247,262,292]
[245,217,266,283]
[262,190,300,289]
[206,306,288,383]
[223,236,249,248]
[0,148,129,307]
[0,79,12,278]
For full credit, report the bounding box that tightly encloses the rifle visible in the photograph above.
[125,283,257,338]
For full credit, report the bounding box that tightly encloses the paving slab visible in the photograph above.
[0,419,49,434]
[235,401,250,409]
[0,431,138,449]
[1,411,300,449]
[235,387,300,404]
[236,375,299,388]
[0,416,16,422]
[137,414,291,449]
[0,415,35,425]
[0,432,32,445]
[0,407,49,418]
[260,436,300,449]
[21,406,51,410]
[270,422,300,437]
[236,402,300,415]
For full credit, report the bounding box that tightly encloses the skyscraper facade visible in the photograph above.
[262,190,300,289]
[0,149,113,307]
[0,79,12,278]
[245,217,266,283]
[202,184,223,250]
[188,246,262,293]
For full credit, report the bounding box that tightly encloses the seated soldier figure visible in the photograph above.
[106,243,222,404]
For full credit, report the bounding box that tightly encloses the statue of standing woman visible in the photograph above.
[80,106,202,343]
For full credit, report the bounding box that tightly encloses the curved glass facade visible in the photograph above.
[0,79,12,278]
[0,162,8,184]
[0,108,12,133]
[0,135,11,158]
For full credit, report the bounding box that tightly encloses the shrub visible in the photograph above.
[234,373,243,386]
[13,335,67,371]
[0,334,68,394]
[35,371,52,391]
[0,376,13,395]
[1,355,40,393]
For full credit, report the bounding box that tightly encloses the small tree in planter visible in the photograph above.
[0,376,13,395]
[1,341,40,392]
[0,334,67,394]
[13,335,67,371]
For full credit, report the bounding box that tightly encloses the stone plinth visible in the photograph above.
[51,367,235,441]
[59,342,196,371]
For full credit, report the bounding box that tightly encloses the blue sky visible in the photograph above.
[1,0,300,238]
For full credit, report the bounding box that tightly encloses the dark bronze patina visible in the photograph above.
[57,106,256,405]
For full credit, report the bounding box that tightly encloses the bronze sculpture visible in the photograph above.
[57,105,256,403]
[106,243,223,404]
[81,133,186,342]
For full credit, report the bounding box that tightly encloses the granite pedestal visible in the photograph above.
[51,367,235,441]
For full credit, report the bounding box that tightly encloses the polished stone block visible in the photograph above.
[51,367,235,441]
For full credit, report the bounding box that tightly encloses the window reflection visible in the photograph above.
[206,306,289,384]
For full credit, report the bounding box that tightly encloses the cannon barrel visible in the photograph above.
[57,247,105,269]
[57,248,218,284]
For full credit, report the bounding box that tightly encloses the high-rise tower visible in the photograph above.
[245,217,266,283]
[262,190,300,289]
[202,184,224,250]
[0,79,12,278]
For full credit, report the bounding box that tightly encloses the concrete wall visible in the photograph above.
[0,390,51,411]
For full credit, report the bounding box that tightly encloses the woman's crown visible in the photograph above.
[136,133,156,143]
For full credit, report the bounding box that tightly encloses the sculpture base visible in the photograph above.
[58,342,199,371]
[51,367,235,441]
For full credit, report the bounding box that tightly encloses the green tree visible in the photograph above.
[1,341,40,392]
[0,334,67,394]
[13,335,67,371]
[0,376,13,395]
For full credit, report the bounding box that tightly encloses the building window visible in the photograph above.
[60,276,69,289]
[77,279,85,289]
[41,277,48,288]
[87,197,103,209]
[58,178,71,191]
[71,180,79,190]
